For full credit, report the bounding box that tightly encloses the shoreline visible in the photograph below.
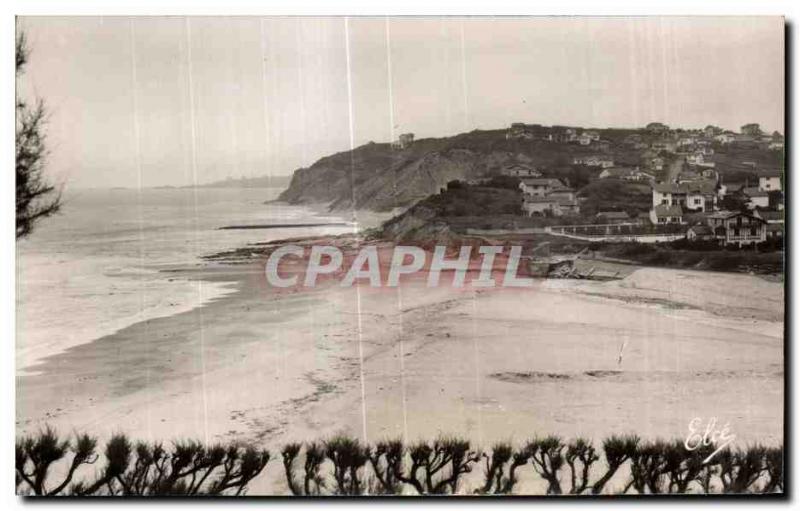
[16,235,784,493]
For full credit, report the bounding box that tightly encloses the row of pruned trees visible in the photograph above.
[16,427,783,496]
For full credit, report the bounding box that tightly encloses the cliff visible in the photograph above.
[277,129,568,212]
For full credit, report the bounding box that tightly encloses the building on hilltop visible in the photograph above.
[391,133,415,150]
[646,122,670,134]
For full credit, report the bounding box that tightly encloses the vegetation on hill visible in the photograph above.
[17,427,783,496]
[577,179,652,217]
[278,127,645,212]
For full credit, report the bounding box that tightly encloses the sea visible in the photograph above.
[15,187,367,374]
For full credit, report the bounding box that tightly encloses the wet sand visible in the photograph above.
[16,250,784,494]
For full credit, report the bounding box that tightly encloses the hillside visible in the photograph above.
[277,128,638,212]
[277,124,781,213]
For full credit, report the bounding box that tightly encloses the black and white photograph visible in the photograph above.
[11,7,788,500]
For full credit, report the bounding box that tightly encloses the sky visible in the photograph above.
[17,16,784,189]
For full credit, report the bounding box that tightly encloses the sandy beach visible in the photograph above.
[16,244,784,494]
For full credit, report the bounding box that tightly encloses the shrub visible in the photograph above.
[16,427,783,496]
[17,428,268,496]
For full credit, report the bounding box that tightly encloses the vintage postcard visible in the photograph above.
[15,16,784,496]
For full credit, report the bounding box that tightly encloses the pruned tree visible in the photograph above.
[477,442,513,494]
[564,437,599,494]
[17,428,268,496]
[390,437,480,495]
[16,426,98,496]
[718,445,767,494]
[324,435,369,495]
[16,27,61,239]
[527,436,565,494]
[367,440,403,494]
[627,440,669,494]
[662,440,713,493]
[763,446,783,493]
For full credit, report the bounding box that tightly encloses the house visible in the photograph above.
[550,128,574,143]
[653,180,717,212]
[505,123,550,140]
[766,224,784,239]
[757,169,782,192]
[501,164,542,178]
[686,153,702,166]
[695,144,714,155]
[731,134,758,148]
[573,155,614,167]
[596,211,630,224]
[686,224,716,241]
[675,171,703,184]
[549,186,577,202]
[556,197,580,216]
[699,168,719,181]
[687,152,716,168]
[599,167,654,182]
[522,196,561,217]
[650,204,684,224]
[769,141,785,151]
[594,140,612,152]
[715,133,735,144]
[706,210,766,246]
[646,122,670,134]
[520,178,579,217]
[519,178,564,197]
[754,210,784,224]
[648,157,665,171]
[391,133,414,149]
[741,187,770,209]
[583,130,600,141]
[651,140,677,153]
[577,134,593,145]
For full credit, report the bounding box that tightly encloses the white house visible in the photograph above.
[519,178,564,197]
[653,180,717,212]
[742,187,770,209]
[650,204,684,224]
[758,169,782,192]
[391,133,415,149]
